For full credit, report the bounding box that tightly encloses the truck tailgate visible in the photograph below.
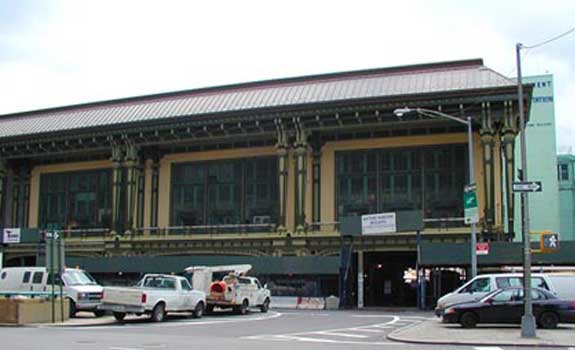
[102,287,144,307]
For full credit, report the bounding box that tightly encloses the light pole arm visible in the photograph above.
[414,108,470,126]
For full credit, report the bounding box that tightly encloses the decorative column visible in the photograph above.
[311,133,322,229]
[275,120,289,232]
[10,165,20,227]
[19,163,31,228]
[480,103,496,233]
[111,144,125,235]
[0,159,6,227]
[136,155,146,229]
[124,144,139,233]
[294,122,308,232]
[502,101,518,240]
[150,153,160,228]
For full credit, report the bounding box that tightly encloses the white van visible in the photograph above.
[435,273,557,316]
[0,267,104,317]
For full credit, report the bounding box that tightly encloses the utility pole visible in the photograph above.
[517,42,536,338]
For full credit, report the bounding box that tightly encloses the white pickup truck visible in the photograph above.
[184,264,271,315]
[100,274,206,322]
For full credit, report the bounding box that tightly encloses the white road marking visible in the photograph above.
[245,335,396,345]
[350,328,386,333]
[473,347,504,350]
[60,311,282,330]
[243,315,408,345]
[109,347,143,350]
[315,331,369,338]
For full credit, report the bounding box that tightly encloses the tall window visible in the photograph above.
[39,169,112,229]
[336,144,466,219]
[171,157,278,227]
[558,164,569,181]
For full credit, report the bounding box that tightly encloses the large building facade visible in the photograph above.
[0,59,533,306]
[512,75,560,237]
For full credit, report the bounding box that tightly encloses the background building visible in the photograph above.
[558,154,575,241]
[512,75,560,238]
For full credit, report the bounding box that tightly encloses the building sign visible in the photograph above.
[361,212,397,235]
[476,242,489,255]
[2,228,21,244]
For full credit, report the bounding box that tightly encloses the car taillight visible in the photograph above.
[570,300,575,309]
[141,293,147,304]
[101,291,104,300]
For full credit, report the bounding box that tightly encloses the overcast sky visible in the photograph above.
[1,0,574,151]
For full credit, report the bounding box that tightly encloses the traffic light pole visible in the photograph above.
[517,42,536,338]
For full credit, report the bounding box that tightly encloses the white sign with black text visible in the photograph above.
[361,212,397,235]
[2,228,21,244]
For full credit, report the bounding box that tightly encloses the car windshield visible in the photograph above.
[63,270,98,286]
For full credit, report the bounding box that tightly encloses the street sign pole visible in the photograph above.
[467,117,477,279]
[517,42,536,338]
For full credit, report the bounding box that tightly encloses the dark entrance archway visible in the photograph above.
[364,251,417,307]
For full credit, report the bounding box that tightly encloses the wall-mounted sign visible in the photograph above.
[476,242,489,255]
[361,212,397,235]
[2,228,21,244]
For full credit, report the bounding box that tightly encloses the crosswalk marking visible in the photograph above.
[243,315,417,345]
[473,347,504,350]
[315,331,368,338]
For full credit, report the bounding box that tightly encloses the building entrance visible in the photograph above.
[363,251,417,307]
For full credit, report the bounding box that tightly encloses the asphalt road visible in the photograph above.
[0,310,570,350]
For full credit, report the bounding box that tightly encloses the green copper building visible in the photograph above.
[558,154,575,240]
[513,75,560,239]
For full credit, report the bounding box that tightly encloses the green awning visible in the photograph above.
[420,241,575,267]
[67,255,340,275]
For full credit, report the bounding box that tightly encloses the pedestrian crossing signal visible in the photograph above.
[540,231,559,253]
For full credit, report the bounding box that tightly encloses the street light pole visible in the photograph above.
[393,107,477,278]
[467,116,477,279]
[517,42,537,338]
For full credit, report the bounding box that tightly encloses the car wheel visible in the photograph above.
[68,299,77,318]
[538,312,559,329]
[260,298,270,313]
[151,303,166,322]
[459,312,478,328]
[193,302,204,319]
[113,312,126,321]
[93,310,106,318]
[238,299,249,315]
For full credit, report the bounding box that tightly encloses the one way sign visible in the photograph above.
[513,181,543,193]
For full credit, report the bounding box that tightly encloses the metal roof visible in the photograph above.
[0,59,516,140]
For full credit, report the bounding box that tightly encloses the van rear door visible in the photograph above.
[19,270,33,291]
[31,271,45,292]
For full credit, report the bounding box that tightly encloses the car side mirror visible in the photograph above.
[264,284,268,289]
[485,298,493,304]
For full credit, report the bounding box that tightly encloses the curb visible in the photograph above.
[386,321,574,348]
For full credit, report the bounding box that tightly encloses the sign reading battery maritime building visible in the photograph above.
[361,213,397,235]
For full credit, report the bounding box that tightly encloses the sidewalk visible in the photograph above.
[388,318,575,348]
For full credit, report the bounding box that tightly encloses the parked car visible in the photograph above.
[442,287,575,329]
[0,266,104,317]
[184,264,271,314]
[435,273,568,316]
[99,274,206,322]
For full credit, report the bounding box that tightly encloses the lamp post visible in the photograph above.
[394,107,477,278]
[516,42,536,338]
